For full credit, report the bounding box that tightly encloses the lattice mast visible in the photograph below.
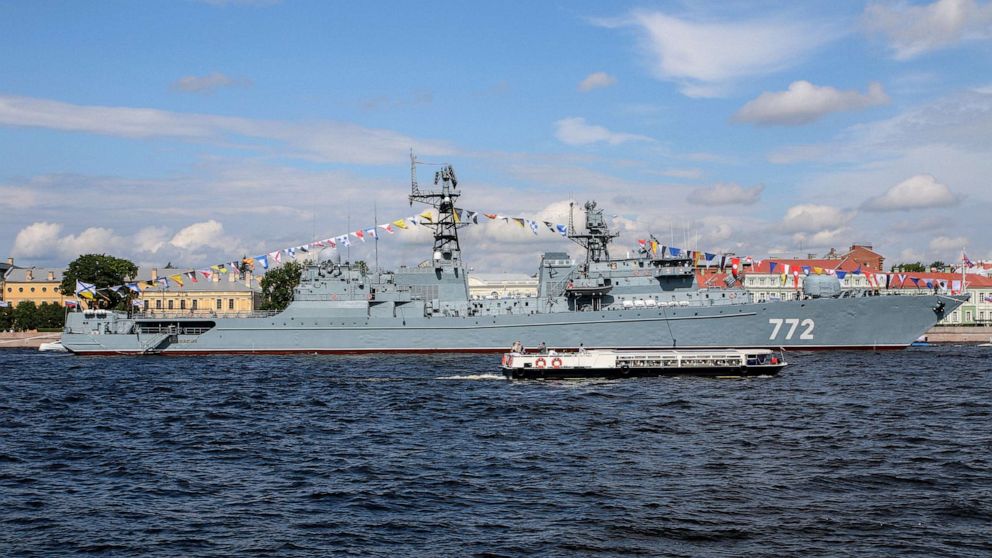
[568,201,620,267]
[408,150,463,268]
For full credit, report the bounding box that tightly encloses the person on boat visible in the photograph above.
[578,343,587,354]
[538,341,547,354]
[511,340,522,354]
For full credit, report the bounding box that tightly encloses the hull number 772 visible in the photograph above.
[768,318,815,340]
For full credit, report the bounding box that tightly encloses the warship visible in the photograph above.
[60,162,966,355]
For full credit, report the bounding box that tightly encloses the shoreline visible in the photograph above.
[0,332,61,349]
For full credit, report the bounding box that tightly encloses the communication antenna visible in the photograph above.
[408,150,464,269]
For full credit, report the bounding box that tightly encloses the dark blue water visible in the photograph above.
[2,347,990,557]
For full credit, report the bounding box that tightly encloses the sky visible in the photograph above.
[2,0,992,273]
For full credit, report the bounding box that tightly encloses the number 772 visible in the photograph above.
[768,318,815,340]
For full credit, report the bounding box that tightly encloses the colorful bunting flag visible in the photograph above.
[170,274,184,287]
[75,280,97,300]
[392,219,408,230]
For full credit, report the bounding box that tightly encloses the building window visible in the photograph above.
[168,300,174,310]
[216,299,222,310]
[228,299,234,310]
[156,300,162,309]
[144,300,149,310]
[192,299,198,310]
[180,299,186,310]
[30,287,35,292]
[42,287,47,292]
[18,287,23,292]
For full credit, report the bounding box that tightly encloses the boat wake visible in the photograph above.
[435,373,505,381]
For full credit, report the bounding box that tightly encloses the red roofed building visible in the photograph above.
[696,243,992,325]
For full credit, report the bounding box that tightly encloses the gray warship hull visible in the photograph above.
[58,162,965,355]
[61,293,963,355]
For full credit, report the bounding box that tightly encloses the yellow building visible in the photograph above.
[2,263,69,307]
[136,267,262,316]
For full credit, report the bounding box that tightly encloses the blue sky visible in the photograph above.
[2,0,991,272]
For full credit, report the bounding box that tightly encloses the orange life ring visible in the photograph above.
[535,357,547,368]
[551,357,563,369]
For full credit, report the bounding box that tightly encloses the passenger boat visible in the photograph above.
[501,348,787,379]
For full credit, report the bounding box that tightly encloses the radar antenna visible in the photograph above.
[568,200,619,268]
[408,151,464,269]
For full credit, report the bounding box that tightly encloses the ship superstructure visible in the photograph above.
[60,163,966,355]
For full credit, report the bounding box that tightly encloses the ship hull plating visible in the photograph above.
[61,294,962,355]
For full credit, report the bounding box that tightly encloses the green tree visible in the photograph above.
[892,262,925,272]
[36,302,66,329]
[0,306,13,331]
[12,301,39,331]
[59,254,139,309]
[259,260,305,311]
[929,261,946,271]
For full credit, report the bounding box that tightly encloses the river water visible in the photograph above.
[1,346,990,557]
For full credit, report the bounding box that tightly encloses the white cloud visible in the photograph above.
[781,204,851,233]
[554,117,654,146]
[59,227,124,258]
[864,0,992,60]
[661,168,703,179]
[0,94,454,165]
[169,220,228,250]
[0,185,39,208]
[606,10,837,97]
[12,222,62,257]
[929,235,969,253]
[861,174,960,211]
[791,227,852,248]
[172,72,251,93]
[578,72,617,92]
[768,89,992,164]
[134,226,171,253]
[687,183,763,205]
[734,81,889,125]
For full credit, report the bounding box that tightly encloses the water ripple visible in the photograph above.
[1,347,991,556]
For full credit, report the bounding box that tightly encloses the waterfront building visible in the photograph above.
[2,263,69,307]
[135,267,262,315]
